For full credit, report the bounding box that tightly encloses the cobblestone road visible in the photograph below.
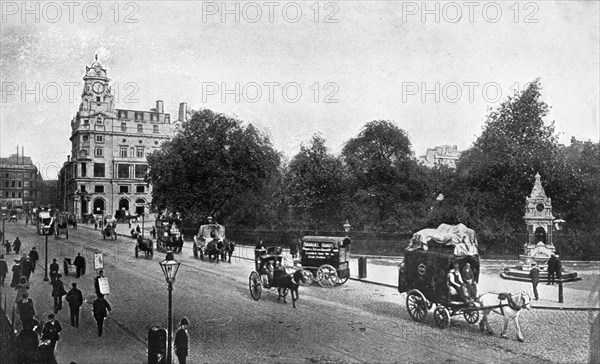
[2,223,593,363]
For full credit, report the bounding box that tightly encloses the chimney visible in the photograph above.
[178,102,188,122]
[156,100,164,114]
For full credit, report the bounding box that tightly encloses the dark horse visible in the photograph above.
[220,241,235,263]
[276,270,307,308]
[206,240,223,262]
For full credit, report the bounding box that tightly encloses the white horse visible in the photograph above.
[477,290,532,342]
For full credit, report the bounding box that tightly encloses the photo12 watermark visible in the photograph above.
[201,81,339,104]
[2,81,140,104]
[1,1,140,23]
[400,1,540,23]
[401,81,531,104]
[201,1,340,23]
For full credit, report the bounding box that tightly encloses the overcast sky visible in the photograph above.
[1,1,598,179]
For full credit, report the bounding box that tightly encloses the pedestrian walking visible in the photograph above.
[547,254,557,285]
[65,283,83,327]
[4,239,12,255]
[74,252,86,277]
[0,254,8,286]
[529,262,540,301]
[92,294,111,336]
[49,258,59,284]
[175,318,189,364]
[150,226,156,239]
[52,274,67,313]
[21,256,33,281]
[41,313,62,352]
[28,247,39,272]
[16,324,39,364]
[16,292,36,329]
[14,276,30,303]
[13,237,21,255]
[94,221,98,230]
[10,259,21,287]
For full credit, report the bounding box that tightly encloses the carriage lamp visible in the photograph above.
[343,220,351,234]
[159,251,180,364]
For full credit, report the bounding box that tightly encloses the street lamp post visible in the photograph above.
[159,251,180,364]
[43,227,49,281]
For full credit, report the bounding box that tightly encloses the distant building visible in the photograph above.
[418,145,462,168]
[58,55,187,219]
[0,151,43,211]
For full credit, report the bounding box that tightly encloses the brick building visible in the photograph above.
[58,56,187,219]
[0,151,42,211]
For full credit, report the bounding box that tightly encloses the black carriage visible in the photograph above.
[193,223,228,261]
[248,246,294,301]
[398,224,481,328]
[135,236,154,259]
[156,217,184,253]
[299,236,351,287]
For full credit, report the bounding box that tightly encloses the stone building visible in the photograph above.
[418,145,461,168]
[0,151,42,211]
[58,56,187,219]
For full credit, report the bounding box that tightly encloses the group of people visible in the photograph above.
[447,261,478,302]
[4,236,22,255]
[529,253,562,301]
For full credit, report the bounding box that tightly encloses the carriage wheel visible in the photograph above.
[406,291,428,322]
[193,243,198,259]
[433,307,450,328]
[337,275,349,285]
[249,271,262,301]
[300,270,314,285]
[463,308,479,324]
[316,265,338,287]
[135,246,139,258]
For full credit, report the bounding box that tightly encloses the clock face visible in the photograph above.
[92,82,105,94]
[536,203,545,212]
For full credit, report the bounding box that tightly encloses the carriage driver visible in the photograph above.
[447,261,470,302]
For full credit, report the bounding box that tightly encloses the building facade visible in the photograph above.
[418,145,462,168]
[0,152,42,211]
[59,56,186,219]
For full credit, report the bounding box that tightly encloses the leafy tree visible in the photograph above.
[147,109,280,222]
[284,134,347,232]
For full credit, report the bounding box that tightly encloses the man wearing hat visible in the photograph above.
[66,282,83,327]
[0,254,8,286]
[52,274,67,313]
[92,294,112,336]
[10,259,21,287]
[49,258,59,284]
[16,291,36,329]
[175,318,189,364]
[41,313,62,352]
[529,262,540,301]
[28,247,39,273]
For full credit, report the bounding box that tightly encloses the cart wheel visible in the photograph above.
[316,265,338,287]
[434,307,450,328]
[463,308,479,324]
[337,275,349,285]
[300,270,314,285]
[135,246,139,258]
[406,290,428,322]
[249,271,262,300]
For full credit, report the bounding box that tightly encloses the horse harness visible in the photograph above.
[494,293,523,315]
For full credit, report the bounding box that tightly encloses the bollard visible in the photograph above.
[358,257,367,279]
[558,280,564,303]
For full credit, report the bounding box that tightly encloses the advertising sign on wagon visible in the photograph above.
[94,253,104,270]
[98,277,110,295]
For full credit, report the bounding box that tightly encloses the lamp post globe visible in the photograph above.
[159,251,180,364]
[343,220,351,234]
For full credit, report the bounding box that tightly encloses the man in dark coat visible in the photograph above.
[92,294,111,336]
[49,258,59,284]
[529,262,540,301]
[17,292,36,329]
[4,239,11,255]
[73,253,86,277]
[16,324,39,364]
[20,256,33,281]
[10,259,21,287]
[41,313,62,352]
[28,247,39,272]
[65,282,83,327]
[547,254,557,285]
[175,318,189,364]
[13,237,21,255]
[94,269,105,297]
[52,274,67,313]
[0,254,8,286]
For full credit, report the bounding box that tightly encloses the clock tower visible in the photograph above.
[80,54,115,115]
[523,172,555,251]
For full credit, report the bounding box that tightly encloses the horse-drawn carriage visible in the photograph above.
[135,236,154,259]
[36,211,54,235]
[248,246,306,307]
[54,214,69,239]
[101,223,117,240]
[156,216,184,253]
[299,236,351,287]
[193,223,233,262]
[398,224,532,339]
